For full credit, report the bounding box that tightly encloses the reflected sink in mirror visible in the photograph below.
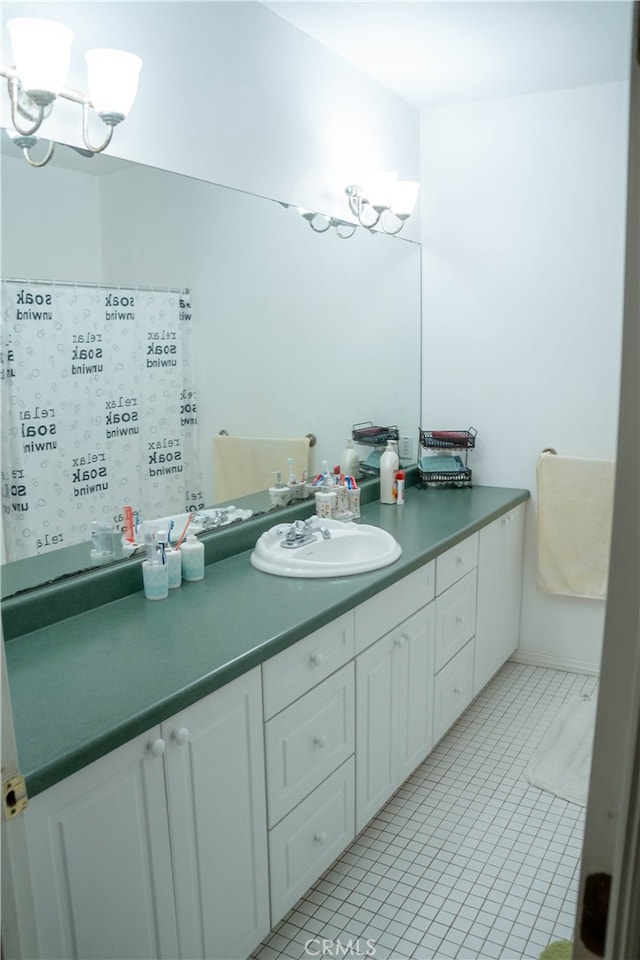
[120,505,254,556]
[250,518,402,578]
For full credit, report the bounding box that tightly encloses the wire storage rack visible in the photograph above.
[417,427,477,488]
[351,422,400,478]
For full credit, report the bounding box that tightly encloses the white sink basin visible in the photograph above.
[250,518,402,578]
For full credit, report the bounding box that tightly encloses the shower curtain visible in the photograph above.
[0,280,200,562]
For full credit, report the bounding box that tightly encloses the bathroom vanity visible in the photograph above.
[3,485,528,960]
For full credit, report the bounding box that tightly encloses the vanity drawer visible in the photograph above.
[435,569,477,672]
[262,612,354,719]
[268,757,355,927]
[433,639,474,744]
[265,663,354,827]
[355,563,435,654]
[435,532,478,595]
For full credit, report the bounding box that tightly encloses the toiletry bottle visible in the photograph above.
[340,438,360,480]
[395,470,406,505]
[166,544,182,588]
[380,441,399,504]
[181,533,205,581]
[315,474,337,519]
[269,471,292,509]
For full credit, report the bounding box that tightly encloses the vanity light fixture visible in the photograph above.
[345,170,420,236]
[1,17,142,168]
[297,209,358,240]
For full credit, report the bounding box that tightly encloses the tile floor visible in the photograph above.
[252,661,598,960]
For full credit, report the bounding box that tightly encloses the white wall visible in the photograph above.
[420,81,630,673]
[0,1,420,239]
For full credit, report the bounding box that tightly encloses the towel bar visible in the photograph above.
[218,430,316,447]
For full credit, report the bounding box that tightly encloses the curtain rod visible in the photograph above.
[2,277,190,295]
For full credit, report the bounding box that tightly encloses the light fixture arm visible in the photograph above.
[82,101,115,154]
[346,185,383,230]
[2,66,118,156]
[345,179,418,236]
[21,139,56,167]
[3,70,44,136]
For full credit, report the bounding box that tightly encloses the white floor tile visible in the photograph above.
[252,663,591,960]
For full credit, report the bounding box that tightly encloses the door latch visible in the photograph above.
[3,774,28,820]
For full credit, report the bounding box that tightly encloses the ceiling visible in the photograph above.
[263,1,634,108]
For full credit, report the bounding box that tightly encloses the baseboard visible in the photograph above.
[510,650,601,677]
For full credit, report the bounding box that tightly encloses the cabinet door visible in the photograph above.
[356,603,434,833]
[162,667,269,960]
[25,729,179,960]
[356,631,395,831]
[394,603,435,785]
[474,504,526,696]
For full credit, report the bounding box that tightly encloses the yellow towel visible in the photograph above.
[213,435,311,502]
[537,453,615,600]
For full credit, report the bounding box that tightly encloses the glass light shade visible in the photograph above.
[85,49,142,122]
[363,170,398,209]
[392,180,420,216]
[8,18,74,104]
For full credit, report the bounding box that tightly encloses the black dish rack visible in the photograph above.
[351,422,400,478]
[417,427,477,488]
[351,422,400,446]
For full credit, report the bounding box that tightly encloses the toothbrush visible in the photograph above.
[174,513,193,550]
[123,506,135,544]
[157,530,168,565]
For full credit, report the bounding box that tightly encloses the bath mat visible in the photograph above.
[526,693,596,806]
[539,940,572,960]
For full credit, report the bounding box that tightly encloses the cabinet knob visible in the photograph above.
[456,555,464,566]
[454,685,464,695]
[148,738,166,757]
[314,832,327,845]
[309,652,323,666]
[171,728,190,746]
[502,515,512,525]
[455,615,465,625]
[313,734,327,749]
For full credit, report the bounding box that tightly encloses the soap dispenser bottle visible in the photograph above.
[380,441,399,504]
[181,533,205,581]
[340,438,360,480]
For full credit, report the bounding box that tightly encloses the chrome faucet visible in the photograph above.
[281,518,331,549]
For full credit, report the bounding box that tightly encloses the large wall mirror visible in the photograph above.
[1,143,422,596]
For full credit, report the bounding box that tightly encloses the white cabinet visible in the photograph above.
[25,729,179,960]
[474,503,526,696]
[432,533,478,744]
[263,627,356,927]
[433,639,475,744]
[24,668,269,960]
[355,602,435,833]
[434,569,477,672]
[21,502,527,959]
[163,670,270,960]
[269,758,355,924]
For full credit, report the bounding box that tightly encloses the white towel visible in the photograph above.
[536,453,615,599]
[214,435,311,502]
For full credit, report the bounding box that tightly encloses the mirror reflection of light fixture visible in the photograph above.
[1,17,142,168]
[345,170,420,235]
[297,209,358,240]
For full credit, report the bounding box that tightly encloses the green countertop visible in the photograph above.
[3,485,528,798]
